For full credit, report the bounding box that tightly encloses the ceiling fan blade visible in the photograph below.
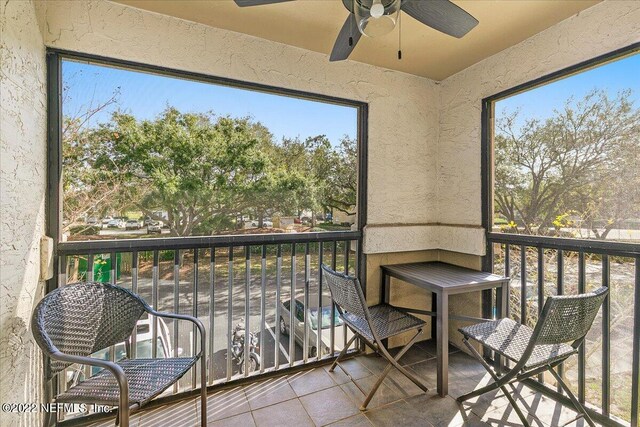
[401,0,478,38]
[234,0,293,7]
[330,15,362,62]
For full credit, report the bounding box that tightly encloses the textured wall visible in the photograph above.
[0,1,47,425]
[41,0,441,255]
[2,3,639,423]
[438,0,640,248]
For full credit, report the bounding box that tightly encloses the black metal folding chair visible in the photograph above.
[31,282,207,427]
[321,265,429,410]
[457,286,608,427]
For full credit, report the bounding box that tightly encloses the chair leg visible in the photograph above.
[377,331,429,393]
[360,330,429,411]
[43,379,53,427]
[457,339,531,427]
[118,397,129,427]
[548,368,596,427]
[201,356,208,427]
[456,339,506,402]
[329,334,358,372]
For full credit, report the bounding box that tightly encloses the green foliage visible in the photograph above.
[68,225,102,236]
[494,89,640,236]
[64,105,358,237]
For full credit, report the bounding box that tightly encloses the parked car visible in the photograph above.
[109,218,126,228]
[65,316,181,387]
[147,221,163,234]
[279,295,345,357]
[101,216,113,225]
[250,219,274,228]
[107,218,126,229]
[86,217,98,225]
[125,219,142,230]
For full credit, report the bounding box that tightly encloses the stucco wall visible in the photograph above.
[0,1,47,426]
[2,1,639,423]
[438,0,640,252]
[41,0,441,255]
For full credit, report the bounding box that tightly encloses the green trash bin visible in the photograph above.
[77,253,121,283]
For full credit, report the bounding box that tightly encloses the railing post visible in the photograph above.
[330,241,337,355]
[260,245,266,374]
[303,243,310,362]
[504,243,510,319]
[193,249,199,388]
[537,246,544,382]
[152,250,159,360]
[209,247,215,385]
[631,256,640,427]
[578,251,586,404]
[317,242,324,361]
[130,251,138,360]
[173,250,180,393]
[226,246,234,381]
[289,243,297,367]
[520,245,527,325]
[601,254,610,416]
[275,245,282,369]
[557,249,564,393]
[244,246,251,377]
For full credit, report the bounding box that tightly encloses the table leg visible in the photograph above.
[500,281,508,319]
[495,283,509,374]
[436,291,448,397]
[381,271,390,304]
[381,271,390,347]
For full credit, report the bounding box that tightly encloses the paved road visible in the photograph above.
[122,272,342,384]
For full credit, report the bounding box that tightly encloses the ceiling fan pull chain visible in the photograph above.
[397,10,402,60]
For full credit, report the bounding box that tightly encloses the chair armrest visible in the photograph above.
[146,309,206,358]
[50,351,129,407]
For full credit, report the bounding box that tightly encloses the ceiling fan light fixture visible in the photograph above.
[354,0,400,38]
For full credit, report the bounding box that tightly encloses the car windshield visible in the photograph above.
[309,306,344,330]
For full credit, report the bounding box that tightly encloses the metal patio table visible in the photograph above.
[380,261,509,397]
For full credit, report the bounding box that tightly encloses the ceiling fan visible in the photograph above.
[233,0,478,62]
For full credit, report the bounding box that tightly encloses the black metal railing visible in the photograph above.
[54,231,361,422]
[487,232,640,427]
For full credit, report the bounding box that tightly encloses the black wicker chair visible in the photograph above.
[31,282,207,427]
[321,265,429,410]
[457,286,608,427]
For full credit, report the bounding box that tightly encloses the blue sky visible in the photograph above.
[62,60,357,146]
[496,53,639,126]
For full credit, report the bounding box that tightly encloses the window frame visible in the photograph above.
[46,48,368,289]
[481,42,640,270]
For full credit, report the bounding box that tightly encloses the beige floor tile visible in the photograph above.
[210,411,256,427]
[364,399,434,427]
[244,376,297,411]
[206,386,251,422]
[252,398,314,427]
[288,367,339,397]
[299,386,360,426]
[324,359,373,385]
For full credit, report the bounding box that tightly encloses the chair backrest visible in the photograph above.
[31,282,149,379]
[321,265,374,338]
[533,286,608,346]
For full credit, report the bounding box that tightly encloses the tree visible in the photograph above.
[322,137,357,216]
[62,87,129,234]
[494,90,640,235]
[272,135,358,225]
[102,108,270,236]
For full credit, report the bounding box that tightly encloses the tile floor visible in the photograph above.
[86,341,595,427]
